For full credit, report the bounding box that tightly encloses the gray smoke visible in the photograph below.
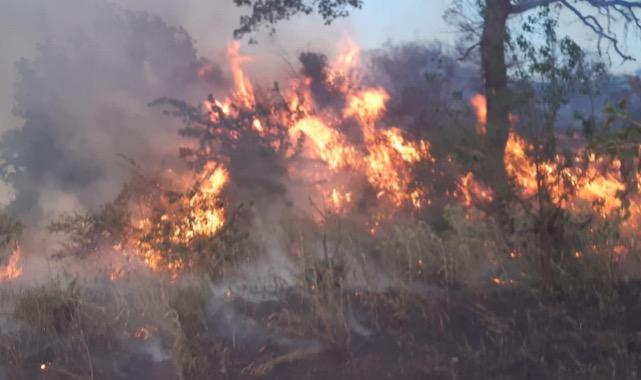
[0,1,227,223]
[0,0,354,225]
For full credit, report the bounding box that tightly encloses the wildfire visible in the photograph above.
[505,131,628,217]
[277,41,432,213]
[328,188,352,213]
[227,41,255,108]
[462,92,641,243]
[0,245,23,281]
[129,39,641,279]
[111,164,230,278]
[457,172,494,207]
[364,128,431,207]
[344,87,390,125]
[114,40,641,279]
[470,94,487,135]
[290,116,357,169]
[327,37,361,92]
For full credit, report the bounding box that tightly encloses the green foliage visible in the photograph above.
[47,175,149,258]
[232,0,363,38]
[512,5,607,133]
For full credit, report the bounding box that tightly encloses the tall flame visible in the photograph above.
[327,37,361,92]
[227,41,255,108]
[470,94,487,135]
[0,246,23,281]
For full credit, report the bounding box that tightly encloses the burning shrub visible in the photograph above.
[49,168,248,280]
[152,41,437,235]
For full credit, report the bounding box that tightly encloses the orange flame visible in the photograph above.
[0,246,23,281]
[290,116,357,169]
[467,92,638,231]
[327,37,361,92]
[345,87,390,126]
[227,41,255,108]
[120,163,229,278]
[458,172,494,207]
[470,94,487,135]
[505,131,631,220]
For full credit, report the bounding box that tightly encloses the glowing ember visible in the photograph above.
[133,327,153,341]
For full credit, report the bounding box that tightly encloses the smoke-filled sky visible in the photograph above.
[3,0,641,134]
[0,0,452,134]
[0,0,456,211]
[0,0,639,212]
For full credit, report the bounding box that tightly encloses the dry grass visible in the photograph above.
[2,202,641,379]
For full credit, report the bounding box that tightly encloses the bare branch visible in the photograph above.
[510,0,641,61]
[458,42,481,61]
[561,0,636,60]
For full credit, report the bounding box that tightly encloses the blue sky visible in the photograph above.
[350,0,639,73]
[349,0,453,48]
[1,0,639,133]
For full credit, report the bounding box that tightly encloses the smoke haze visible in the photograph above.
[0,0,354,221]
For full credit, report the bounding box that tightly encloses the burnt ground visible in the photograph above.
[234,283,641,380]
[7,280,641,380]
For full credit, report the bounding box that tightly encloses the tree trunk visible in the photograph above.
[480,0,512,203]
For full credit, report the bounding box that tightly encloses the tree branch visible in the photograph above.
[511,0,641,61]
[561,0,636,60]
[233,0,362,38]
[458,41,481,61]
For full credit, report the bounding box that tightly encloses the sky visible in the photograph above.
[0,0,452,133]
[0,0,639,209]
[0,0,640,134]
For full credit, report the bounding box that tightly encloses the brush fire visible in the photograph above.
[103,39,638,280]
[3,2,641,379]
[92,38,444,278]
